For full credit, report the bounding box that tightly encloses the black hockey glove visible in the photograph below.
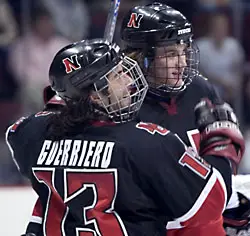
[223,192,250,236]
[194,99,245,173]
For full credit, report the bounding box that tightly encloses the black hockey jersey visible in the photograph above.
[6,111,231,236]
[139,75,222,150]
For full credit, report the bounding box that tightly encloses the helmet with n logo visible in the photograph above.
[121,2,193,48]
[62,55,81,74]
[49,39,123,100]
[127,13,143,28]
[120,2,199,98]
[49,39,148,123]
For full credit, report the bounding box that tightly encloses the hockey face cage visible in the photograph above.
[94,56,148,123]
[143,41,199,97]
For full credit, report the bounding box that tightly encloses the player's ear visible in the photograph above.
[90,90,109,108]
[90,93,100,103]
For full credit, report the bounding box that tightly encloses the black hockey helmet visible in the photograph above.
[49,39,122,100]
[120,2,199,98]
[49,39,148,123]
[121,2,193,48]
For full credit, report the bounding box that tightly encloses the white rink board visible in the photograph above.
[0,187,37,236]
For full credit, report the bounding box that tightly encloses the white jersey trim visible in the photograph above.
[30,215,43,224]
[167,167,227,229]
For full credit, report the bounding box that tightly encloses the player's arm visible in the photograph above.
[20,87,63,235]
[6,113,52,175]
[165,100,245,235]
[130,121,231,235]
[142,131,231,236]
[194,99,248,235]
[5,116,31,175]
[6,119,42,236]
[23,198,43,236]
[6,115,50,236]
[137,99,244,234]
[195,94,250,234]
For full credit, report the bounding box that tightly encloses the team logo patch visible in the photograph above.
[9,117,27,132]
[62,55,81,74]
[136,122,169,135]
[127,13,143,28]
[35,111,53,117]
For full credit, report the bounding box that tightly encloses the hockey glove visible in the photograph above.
[194,99,245,173]
[223,192,250,236]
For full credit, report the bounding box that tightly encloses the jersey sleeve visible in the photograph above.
[6,116,31,174]
[25,198,43,235]
[5,112,51,176]
[132,131,231,230]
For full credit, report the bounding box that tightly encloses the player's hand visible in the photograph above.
[223,192,250,236]
[194,99,245,173]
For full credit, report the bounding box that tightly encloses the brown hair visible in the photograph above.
[46,90,98,140]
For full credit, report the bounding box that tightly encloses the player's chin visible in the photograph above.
[167,78,184,87]
[120,98,131,108]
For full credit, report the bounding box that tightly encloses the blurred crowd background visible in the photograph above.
[1,0,250,185]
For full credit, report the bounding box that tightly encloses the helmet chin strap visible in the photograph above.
[157,80,186,92]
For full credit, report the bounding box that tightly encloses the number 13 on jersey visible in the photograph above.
[32,168,128,236]
[179,129,211,179]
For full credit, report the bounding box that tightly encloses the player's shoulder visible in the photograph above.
[191,73,212,88]
[189,73,219,98]
[116,121,186,153]
[118,121,170,137]
[116,121,187,171]
[6,111,54,142]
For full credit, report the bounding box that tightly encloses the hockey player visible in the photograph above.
[120,2,249,235]
[6,39,243,236]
